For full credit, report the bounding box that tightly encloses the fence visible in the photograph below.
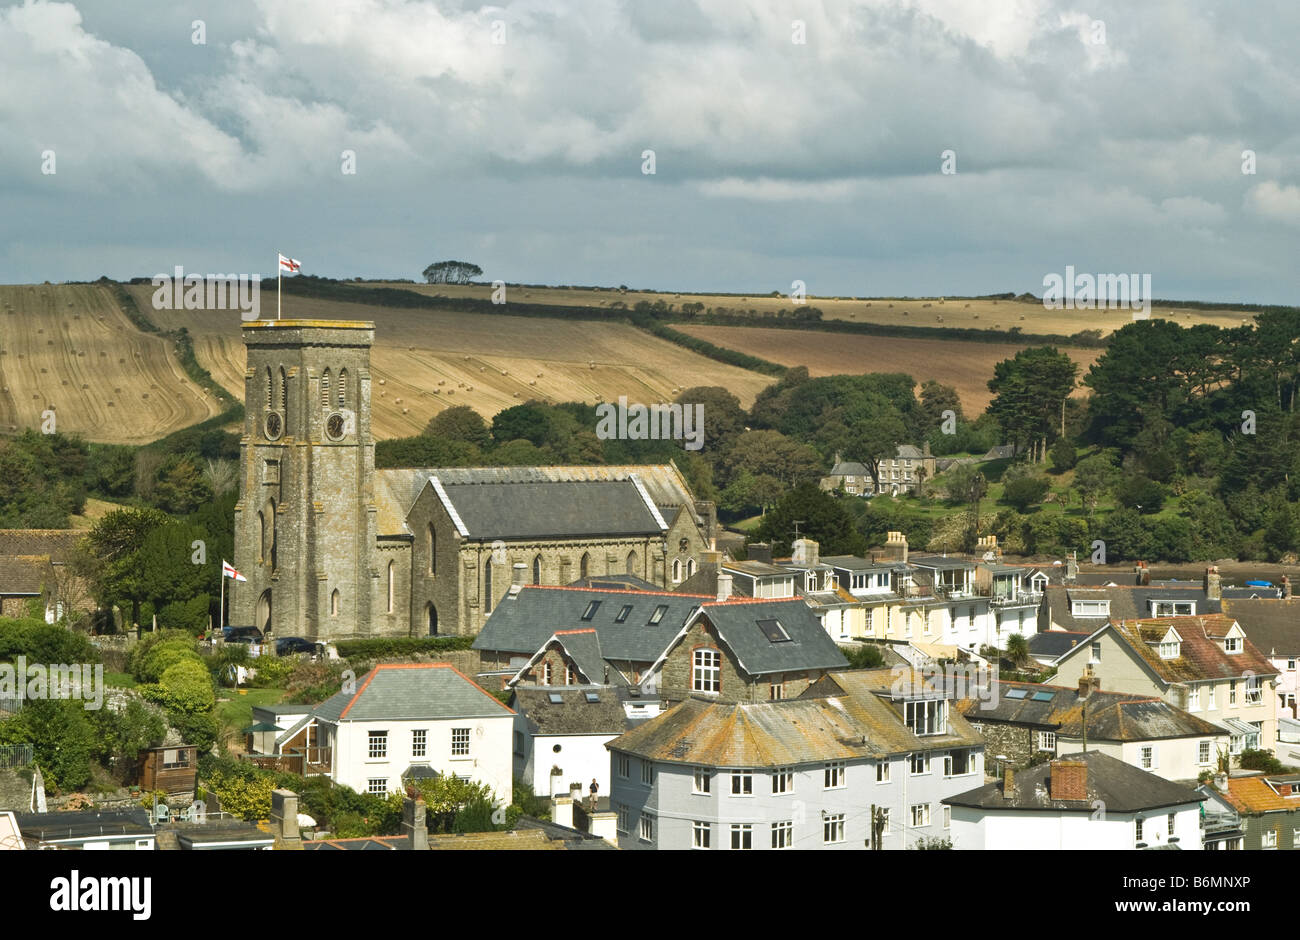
[0,744,34,771]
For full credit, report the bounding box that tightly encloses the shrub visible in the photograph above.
[333,636,474,659]
[843,644,885,669]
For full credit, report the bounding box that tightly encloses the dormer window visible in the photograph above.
[1071,600,1110,617]
[1224,637,1241,654]
[904,699,946,736]
[1159,641,1180,659]
[1151,600,1195,616]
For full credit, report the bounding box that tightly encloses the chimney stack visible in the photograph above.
[402,796,428,851]
[699,549,723,571]
[270,789,301,847]
[1283,576,1292,600]
[747,542,773,565]
[1135,561,1150,586]
[1204,565,1221,601]
[1049,760,1088,802]
[1077,673,1092,699]
[1213,772,1228,793]
[1066,551,1078,582]
[716,571,733,602]
[885,531,909,564]
[1002,767,1016,798]
[792,537,820,568]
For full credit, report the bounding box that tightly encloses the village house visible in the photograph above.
[1048,615,1280,759]
[309,663,515,803]
[943,751,1204,850]
[0,529,94,624]
[509,683,638,799]
[821,445,937,497]
[1212,770,1300,850]
[606,667,984,850]
[961,675,1227,781]
[1221,592,1300,721]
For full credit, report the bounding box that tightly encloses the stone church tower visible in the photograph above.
[230,320,380,641]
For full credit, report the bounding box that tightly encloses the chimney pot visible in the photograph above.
[716,572,734,602]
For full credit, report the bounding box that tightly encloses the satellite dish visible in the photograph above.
[1052,560,1062,566]
[982,552,995,561]
[475,724,485,737]
[297,813,316,828]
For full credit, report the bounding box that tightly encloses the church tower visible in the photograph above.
[231,319,378,641]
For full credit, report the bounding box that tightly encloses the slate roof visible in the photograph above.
[313,663,513,723]
[513,815,619,850]
[1219,598,1300,657]
[1045,584,1224,631]
[826,460,869,477]
[373,464,697,537]
[566,575,661,592]
[0,529,85,561]
[0,556,50,595]
[473,585,709,663]
[942,750,1202,813]
[688,598,848,676]
[511,685,629,735]
[14,808,153,842]
[441,480,661,539]
[304,836,405,851]
[959,681,1223,741]
[1028,630,1091,659]
[609,685,982,767]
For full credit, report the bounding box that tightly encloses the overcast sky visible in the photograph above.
[2,0,1297,302]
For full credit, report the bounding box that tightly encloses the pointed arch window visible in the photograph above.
[484,560,494,613]
[532,554,542,585]
[338,368,348,408]
[265,367,273,409]
[331,590,340,617]
[580,552,590,580]
[321,368,331,408]
[387,560,395,614]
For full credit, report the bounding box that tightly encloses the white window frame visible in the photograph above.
[731,770,753,796]
[910,803,931,828]
[367,777,387,795]
[367,730,388,760]
[824,761,845,790]
[905,699,946,736]
[1262,829,1277,849]
[411,728,427,759]
[640,759,653,786]
[823,813,845,845]
[692,648,721,694]
[1037,731,1056,752]
[451,727,470,757]
[909,753,930,776]
[616,804,629,834]
[771,767,794,794]
[1135,817,1144,843]
[944,749,974,777]
[639,813,654,842]
[692,767,711,794]
[1188,687,1201,712]
[1140,746,1154,770]
[876,761,890,783]
[943,805,951,830]
[1224,637,1241,654]
[1245,676,1263,705]
[771,820,794,849]
[692,821,710,849]
[730,823,753,850]
[1198,741,1212,766]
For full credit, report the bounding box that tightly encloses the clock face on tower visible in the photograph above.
[264,411,283,440]
[326,412,346,441]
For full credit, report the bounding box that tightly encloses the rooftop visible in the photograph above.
[313,663,513,723]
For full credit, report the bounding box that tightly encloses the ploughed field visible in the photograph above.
[673,323,1101,415]
[0,284,226,444]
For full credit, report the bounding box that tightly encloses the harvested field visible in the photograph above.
[0,284,225,444]
[126,286,774,440]
[674,324,1101,415]
[372,283,1257,336]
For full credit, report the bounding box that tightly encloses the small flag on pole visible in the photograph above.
[222,560,247,582]
[278,253,301,273]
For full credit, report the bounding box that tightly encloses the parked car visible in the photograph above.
[223,625,264,644]
[275,636,320,657]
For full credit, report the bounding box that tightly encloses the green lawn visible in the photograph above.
[216,687,288,734]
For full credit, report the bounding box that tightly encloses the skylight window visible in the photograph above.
[585,692,600,703]
[1031,691,1054,702]
[757,618,792,643]
[648,604,668,625]
[548,692,564,704]
[1005,689,1028,699]
[616,605,633,623]
[581,601,601,621]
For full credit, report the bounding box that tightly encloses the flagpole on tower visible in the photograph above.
[277,252,282,320]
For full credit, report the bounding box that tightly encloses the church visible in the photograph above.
[230,319,715,640]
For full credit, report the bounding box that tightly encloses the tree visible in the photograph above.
[491,403,552,446]
[84,507,173,630]
[1002,474,1051,512]
[1048,439,1077,473]
[425,405,491,447]
[919,380,964,431]
[422,260,483,284]
[1072,452,1118,516]
[8,699,96,791]
[720,431,824,491]
[753,484,868,557]
[674,386,748,449]
[1005,633,1030,667]
[152,456,213,514]
[987,347,1078,461]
